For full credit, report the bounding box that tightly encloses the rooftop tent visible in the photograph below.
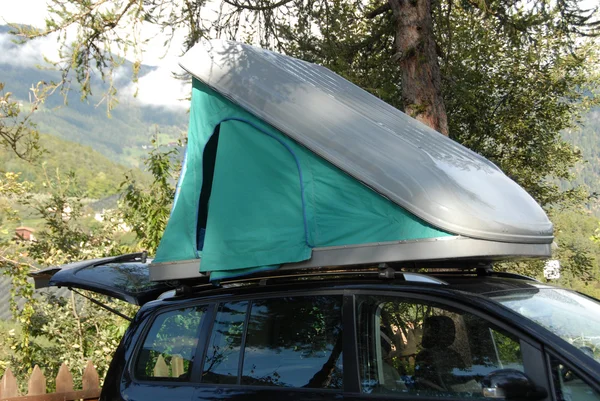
[150,40,553,282]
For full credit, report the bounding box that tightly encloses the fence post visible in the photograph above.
[27,365,46,396]
[55,363,74,393]
[153,355,169,377]
[0,368,18,398]
[82,361,100,391]
[171,355,184,378]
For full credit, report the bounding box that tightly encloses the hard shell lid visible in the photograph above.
[179,40,553,244]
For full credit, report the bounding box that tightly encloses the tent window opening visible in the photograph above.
[196,125,221,251]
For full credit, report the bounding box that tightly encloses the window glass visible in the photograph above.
[356,295,524,398]
[241,296,343,389]
[494,288,600,363]
[135,306,206,381]
[551,357,600,401]
[202,301,248,384]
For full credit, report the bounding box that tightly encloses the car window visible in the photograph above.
[356,295,524,398]
[494,288,600,363]
[202,301,249,384]
[241,295,343,389]
[551,357,600,401]
[134,306,206,381]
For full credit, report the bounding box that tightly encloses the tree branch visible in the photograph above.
[222,0,293,12]
[366,2,391,19]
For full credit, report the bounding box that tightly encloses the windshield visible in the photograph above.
[492,288,600,363]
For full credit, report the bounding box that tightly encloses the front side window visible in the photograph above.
[356,295,524,398]
[551,356,600,401]
[135,306,206,381]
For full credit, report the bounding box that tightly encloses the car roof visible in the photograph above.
[152,270,557,306]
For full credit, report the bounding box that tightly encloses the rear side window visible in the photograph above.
[135,306,206,381]
[242,296,343,389]
[201,295,343,389]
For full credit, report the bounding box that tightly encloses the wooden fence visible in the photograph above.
[0,361,101,401]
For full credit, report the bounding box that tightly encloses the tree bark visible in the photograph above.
[388,0,449,136]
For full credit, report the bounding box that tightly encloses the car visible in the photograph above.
[33,253,600,401]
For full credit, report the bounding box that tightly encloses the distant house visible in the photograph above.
[46,204,72,219]
[94,210,131,232]
[15,226,36,241]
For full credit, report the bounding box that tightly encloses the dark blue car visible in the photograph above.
[33,254,600,401]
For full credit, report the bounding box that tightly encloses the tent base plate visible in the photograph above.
[149,236,551,282]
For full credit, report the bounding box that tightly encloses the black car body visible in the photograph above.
[33,256,600,401]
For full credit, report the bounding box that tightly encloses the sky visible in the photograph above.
[0,0,190,110]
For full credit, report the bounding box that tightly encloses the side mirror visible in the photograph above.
[482,369,548,400]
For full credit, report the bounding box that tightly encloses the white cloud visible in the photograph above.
[1,0,190,110]
[1,0,48,27]
[121,62,190,110]
[0,32,59,68]
[0,29,190,110]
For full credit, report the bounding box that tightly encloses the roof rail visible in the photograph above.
[487,271,539,282]
[173,266,447,296]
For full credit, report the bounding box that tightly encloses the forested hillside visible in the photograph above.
[563,107,600,212]
[0,134,147,198]
[0,25,187,168]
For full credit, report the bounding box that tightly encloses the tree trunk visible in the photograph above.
[388,0,449,136]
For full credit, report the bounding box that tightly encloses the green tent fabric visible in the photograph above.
[154,78,453,280]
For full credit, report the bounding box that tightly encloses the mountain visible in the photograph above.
[0,25,188,168]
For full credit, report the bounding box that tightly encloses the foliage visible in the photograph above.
[438,8,599,206]
[0,173,37,373]
[0,170,136,389]
[0,172,33,226]
[0,82,42,161]
[11,291,135,391]
[120,140,179,253]
[499,208,600,293]
[21,171,127,264]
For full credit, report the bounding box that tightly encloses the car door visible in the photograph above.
[344,291,551,401]
[192,292,345,401]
